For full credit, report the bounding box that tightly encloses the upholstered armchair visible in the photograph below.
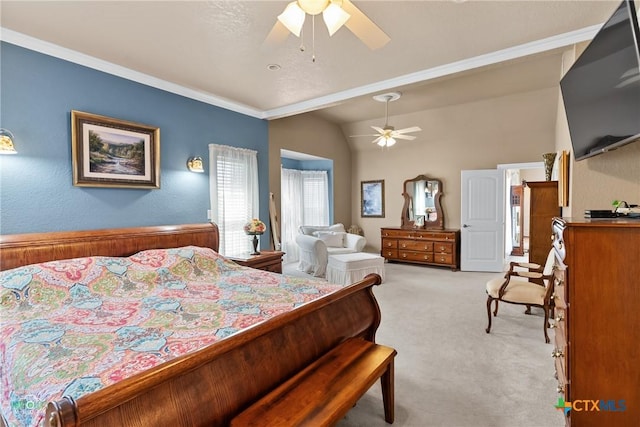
[485,249,556,343]
[295,224,366,277]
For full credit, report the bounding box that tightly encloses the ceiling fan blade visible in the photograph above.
[342,0,390,50]
[263,20,291,49]
[371,126,385,134]
[393,134,417,141]
[349,133,379,138]
[372,136,384,145]
[394,126,422,134]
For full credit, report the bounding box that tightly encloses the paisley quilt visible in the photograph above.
[0,246,342,427]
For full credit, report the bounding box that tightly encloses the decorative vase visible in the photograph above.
[542,152,557,181]
[249,233,261,255]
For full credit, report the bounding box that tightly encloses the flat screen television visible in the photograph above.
[560,0,640,161]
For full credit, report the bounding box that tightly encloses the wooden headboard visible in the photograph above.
[0,223,219,271]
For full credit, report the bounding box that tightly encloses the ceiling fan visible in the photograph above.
[350,92,422,147]
[265,0,390,51]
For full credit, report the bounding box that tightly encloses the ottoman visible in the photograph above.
[326,253,385,285]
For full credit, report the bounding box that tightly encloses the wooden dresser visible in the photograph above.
[380,227,460,271]
[525,181,560,267]
[552,218,640,426]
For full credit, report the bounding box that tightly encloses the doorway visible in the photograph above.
[499,162,545,265]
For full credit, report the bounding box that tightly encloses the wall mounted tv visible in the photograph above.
[560,0,640,161]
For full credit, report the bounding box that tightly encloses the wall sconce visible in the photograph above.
[187,156,204,173]
[0,129,17,154]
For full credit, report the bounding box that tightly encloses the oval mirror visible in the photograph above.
[401,175,444,229]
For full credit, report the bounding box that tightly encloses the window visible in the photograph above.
[281,168,329,263]
[209,144,258,256]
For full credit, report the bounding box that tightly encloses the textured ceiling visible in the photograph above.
[0,1,620,123]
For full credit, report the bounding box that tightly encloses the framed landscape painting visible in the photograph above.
[71,110,160,189]
[361,180,385,218]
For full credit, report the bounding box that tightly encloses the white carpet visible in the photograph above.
[283,261,564,427]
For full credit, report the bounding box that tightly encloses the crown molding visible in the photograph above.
[2,24,600,121]
[262,24,601,120]
[0,28,265,119]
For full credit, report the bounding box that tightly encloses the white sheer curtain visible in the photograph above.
[280,168,329,263]
[209,144,258,256]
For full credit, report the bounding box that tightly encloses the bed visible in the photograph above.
[0,223,383,427]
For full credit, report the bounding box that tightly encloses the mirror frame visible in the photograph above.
[401,175,444,230]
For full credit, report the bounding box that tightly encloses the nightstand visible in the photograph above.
[228,251,285,273]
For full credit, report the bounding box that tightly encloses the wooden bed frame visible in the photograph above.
[0,223,383,427]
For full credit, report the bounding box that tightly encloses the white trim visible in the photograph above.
[263,24,601,119]
[1,23,601,121]
[0,29,264,119]
[498,162,544,170]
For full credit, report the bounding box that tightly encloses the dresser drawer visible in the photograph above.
[433,242,453,254]
[398,239,433,251]
[552,281,567,310]
[381,229,411,238]
[381,238,398,249]
[554,354,567,395]
[382,249,398,259]
[431,232,457,241]
[398,251,433,263]
[432,253,453,265]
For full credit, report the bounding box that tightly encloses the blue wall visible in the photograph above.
[0,42,270,243]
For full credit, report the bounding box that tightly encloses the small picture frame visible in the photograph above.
[71,110,160,189]
[361,180,385,218]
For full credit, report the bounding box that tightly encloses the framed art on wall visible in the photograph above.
[361,180,385,218]
[71,110,160,189]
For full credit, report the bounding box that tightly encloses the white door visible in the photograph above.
[460,169,505,272]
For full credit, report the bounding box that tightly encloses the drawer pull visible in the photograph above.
[550,322,557,329]
[551,349,564,358]
[555,314,564,322]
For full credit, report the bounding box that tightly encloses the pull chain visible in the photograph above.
[299,26,305,52]
[312,15,316,62]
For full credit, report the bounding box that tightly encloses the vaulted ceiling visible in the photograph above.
[1,1,619,124]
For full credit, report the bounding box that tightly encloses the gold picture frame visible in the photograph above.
[71,110,160,189]
[361,180,385,218]
[558,150,570,207]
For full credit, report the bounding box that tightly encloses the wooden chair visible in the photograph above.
[485,249,556,343]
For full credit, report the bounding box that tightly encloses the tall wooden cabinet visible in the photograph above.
[525,181,560,266]
[552,218,640,426]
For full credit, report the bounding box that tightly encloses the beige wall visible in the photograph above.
[268,114,352,234]
[270,48,640,253]
[270,87,557,252]
[556,45,640,217]
[347,88,557,251]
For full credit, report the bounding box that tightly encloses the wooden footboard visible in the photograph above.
[0,223,383,427]
[46,274,382,427]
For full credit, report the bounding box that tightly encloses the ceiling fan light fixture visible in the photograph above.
[298,0,330,15]
[323,3,350,36]
[278,2,306,37]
